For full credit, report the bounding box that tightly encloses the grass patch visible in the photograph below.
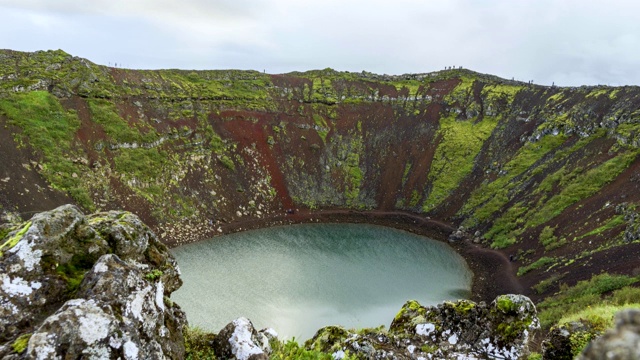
[517,256,556,276]
[558,304,640,331]
[114,148,169,181]
[184,326,216,360]
[461,134,567,225]
[88,99,157,143]
[537,273,640,329]
[481,83,523,104]
[271,338,337,360]
[528,150,639,228]
[486,145,636,247]
[313,114,329,143]
[423,115,498,211]
[0,91,93,209]
[0,221,31,257]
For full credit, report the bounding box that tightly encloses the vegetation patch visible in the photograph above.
[88,99,158,143]
[56,253,97,294]
[12,333,31,354]
[528,150,639,228]
[517,256,556,276]
[423,115,498,212]
[486,146,637,248]
[461,134,567,226]
[183,326,217,360]
[0,91,93,209]
[537,273,640,329]
[0,221,31,257]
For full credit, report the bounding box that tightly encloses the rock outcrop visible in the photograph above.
[212,317,275,360]
[542,321,600,360]
[578,309,640,360]
[305,294,539,359]
[0,204,186,359]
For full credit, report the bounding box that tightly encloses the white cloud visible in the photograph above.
[1,0,640,85]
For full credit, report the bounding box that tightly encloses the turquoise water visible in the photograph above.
[170,223,472,340]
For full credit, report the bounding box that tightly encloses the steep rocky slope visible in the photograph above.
[1,49,639,322]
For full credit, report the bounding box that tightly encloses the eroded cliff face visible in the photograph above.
[0,49,639,304]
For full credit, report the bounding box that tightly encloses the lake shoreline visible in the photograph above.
[165,209,523,304]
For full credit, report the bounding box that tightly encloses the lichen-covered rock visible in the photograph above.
[0,205,110,343]
[542,321,600,360]
[305,295,538,359]
[213,317,273,360]
[0,205,186,359]
[27,254,186,359]
[578,309,640,360]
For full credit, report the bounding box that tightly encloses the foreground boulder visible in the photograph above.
[306,294,539,359]
[578,309,640,360]
[0,204,186,359]
[213,317,276,360]
[541,321,601,360]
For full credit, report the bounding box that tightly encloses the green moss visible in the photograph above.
[444,76,475,104]
[485,144,636,247]
[394,300,426,321]
[537,273,640,329]
[517,256,556,276]
[527,352,542,360]
[56,253,96,294]
[421,344,438,354]
[114,147,169,184]
[576,215,626,241]
[88,99,158,143]
[219,155,235,171]
[0,91,93,209]
[271,338,343,360]
[461,134,567,225]
[401,162,412,185]
[568,330,596,357]
[0,221,31,256]
[423,115,498,212]
[528,150,639,228]
[267,135,275,145]
[481,83,523,104]
[12,333,31,354]
[304,326,350,353]
[496,296,517,313]
[586,87,618,100]
[184,326,217,360]
[145,269,163,282]
[449,300,476,314]
[547,92,565,103]
[313,113,329,143]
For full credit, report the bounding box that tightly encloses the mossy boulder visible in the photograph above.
[577,309,640,360]
[304,326,350,353]
[542,321,599,360]
[212,317,274,360]
[303,296,538,359]
[0,204,186,359]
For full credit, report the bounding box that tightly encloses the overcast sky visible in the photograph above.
[1,0,639,86]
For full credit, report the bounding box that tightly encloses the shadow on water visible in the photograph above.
[447,288,473,300]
